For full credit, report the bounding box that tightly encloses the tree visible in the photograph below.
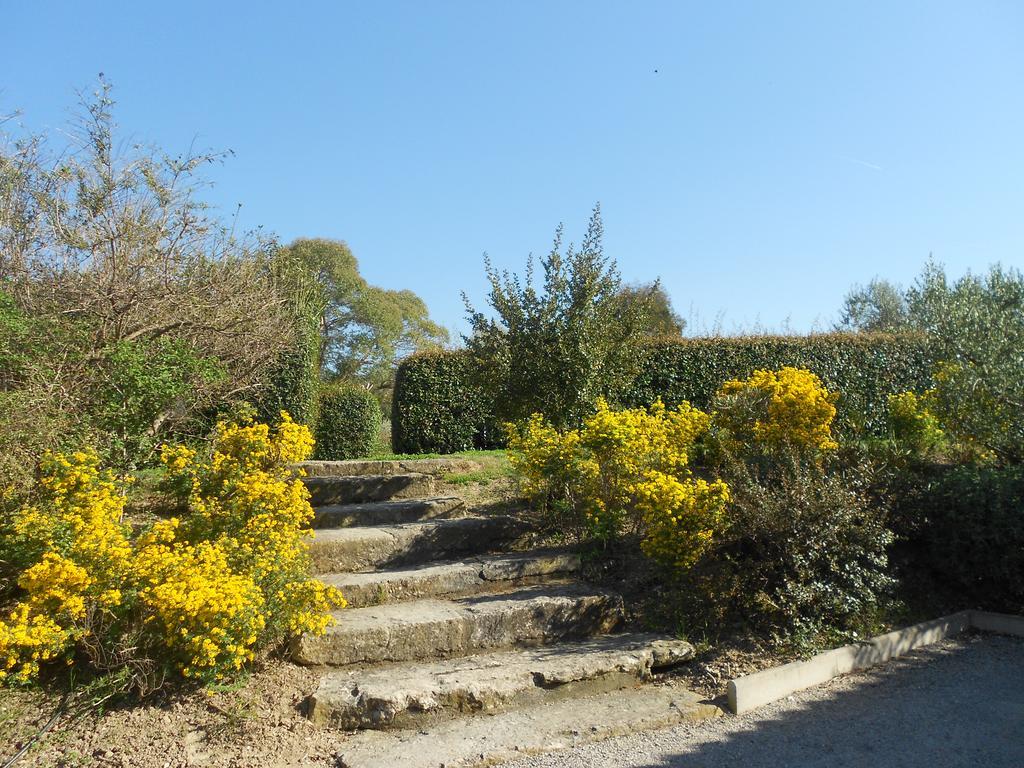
[906,262,1024,463]
[0,80,295,472]
[276,238,448,403]
[837,278,910,332]
[615,282,684,336]
[463,204,656,429]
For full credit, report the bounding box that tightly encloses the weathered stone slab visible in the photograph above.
[319,549,581,607]
[308,633,694,729]
[304,473,436,505]
[299,458,481,478]
[292,585,624,667]
[335,681,720,768]
[312,496,466,529]
[308,516,529,573]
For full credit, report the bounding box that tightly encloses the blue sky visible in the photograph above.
[3,1,1022,337]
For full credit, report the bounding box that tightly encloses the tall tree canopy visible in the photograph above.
[615,282,685,336]
[837,278,910,332]
[277,238,449,399]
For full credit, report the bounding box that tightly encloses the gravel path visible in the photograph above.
[500,632,1024,768]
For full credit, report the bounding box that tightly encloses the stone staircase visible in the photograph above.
[294,458,720,768]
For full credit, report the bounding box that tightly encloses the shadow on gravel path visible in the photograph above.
[502,633,1024,768]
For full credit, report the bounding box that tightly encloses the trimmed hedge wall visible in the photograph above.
[391,351,499,454]
[314,383,382,460]
[624,334,933,435]
[392,334,934,454]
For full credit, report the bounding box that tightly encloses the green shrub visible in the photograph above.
[96,338,226,469]
[888,463,1024,613]
[315,383,382,460]
[690,450,895,640]
[392,351,499,454]
[392,334,932,454]
[463,206,654,430]
[885,390,946,457]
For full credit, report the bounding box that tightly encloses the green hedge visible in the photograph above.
[314,383,382,460]
[255,319,321,430]
[392,334,934,453]
[889,463,1024,614]
[391,351,499,454]
[624,333,933,435]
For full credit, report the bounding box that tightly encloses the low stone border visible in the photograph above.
[727,610,1023,714]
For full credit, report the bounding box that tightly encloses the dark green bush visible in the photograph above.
[683,451,895,640]
[888,463,1024,614]
[392,334,932,453]
[391,351,499,454]
[314,383,382,460]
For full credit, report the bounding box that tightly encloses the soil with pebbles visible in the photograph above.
[0,660,345,768]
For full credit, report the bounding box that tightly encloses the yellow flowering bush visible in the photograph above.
[507,398,724,568]
[634,473,730,570]
[1,450,133,683]
[0,411,344,688]
[887,390,946,455]
[160,412,344,650]
[715,367,838,452]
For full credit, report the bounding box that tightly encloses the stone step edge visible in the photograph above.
[299,458,481,478]
[311,496,467,529]
[292,585,625,667]
[308,632,695,730]
[317,548,582,607]
[334,681,721,768]
[307,515,531,574]
[303,473,437,505]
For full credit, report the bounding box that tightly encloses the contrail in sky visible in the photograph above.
[836,154,883,171]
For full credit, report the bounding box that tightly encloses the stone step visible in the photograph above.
[308,516,529,574]
[303,473,436,505]
[300,458,481,478]
[312,497,466,529]
[333,681,721,768]
[319,549,582,608]
[308,633,695,729]
[292,584,625,667]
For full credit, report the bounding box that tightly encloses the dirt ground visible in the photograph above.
[0,660,345,768]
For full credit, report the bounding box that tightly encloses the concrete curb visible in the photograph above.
[969,610,1024,637]
[727,610,1024,714]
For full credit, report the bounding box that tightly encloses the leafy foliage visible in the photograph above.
[96,339,226,468]
[314,383,382,460]
[885,390,946,457]
[614,282,685,336]
[887,463,1024,614]
[905,262,1024,463]
[277,238,448,408]
[463,205,656,429]
[391,350,499,454]
[701,451,895,639]
[837,278,910,332]
[393,333,932,454]
[0,81,296,483]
